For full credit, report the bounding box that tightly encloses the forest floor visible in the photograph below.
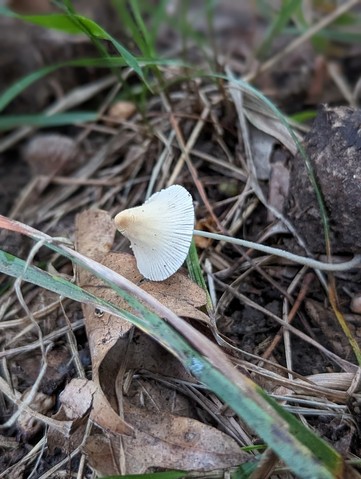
[1,1,361,478]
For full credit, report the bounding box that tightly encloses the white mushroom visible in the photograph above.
[115,184,358,282]
[114,185,195,281]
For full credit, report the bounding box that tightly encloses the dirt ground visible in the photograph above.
[1,1,361,478]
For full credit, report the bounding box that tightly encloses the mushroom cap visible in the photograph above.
[114,185,194,281]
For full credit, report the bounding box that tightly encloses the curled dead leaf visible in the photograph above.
[85,400,250,475]
[60,378,133,436]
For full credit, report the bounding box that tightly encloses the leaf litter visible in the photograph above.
[66,208,247,475]
[1,1,361,478]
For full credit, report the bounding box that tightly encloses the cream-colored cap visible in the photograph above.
[114,185,194,281]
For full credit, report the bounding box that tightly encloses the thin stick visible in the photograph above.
[194,229,361,272]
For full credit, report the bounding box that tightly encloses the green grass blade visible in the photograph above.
[289,110,317,123]
[145,0,169,50]
[0,221,346,479]
[0,6,146,84]
[101,463,258,479]
[0,112,97,130]
[112,0,149,57]
[0,64,59,113]
[220,72,331,256]
[0,56,181,113]
[0,249,339,478]
[129,0,155,58]
[256,0,301,59]
[186,239,213,311]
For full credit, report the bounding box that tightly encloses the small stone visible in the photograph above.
[23,133,82,177]
[351,294,361,314]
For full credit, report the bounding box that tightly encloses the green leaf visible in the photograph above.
[112,0,150,57]
[289,110,317,123]
[0,112,98,130]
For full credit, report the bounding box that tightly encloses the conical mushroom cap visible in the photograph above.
[114,185,194,281]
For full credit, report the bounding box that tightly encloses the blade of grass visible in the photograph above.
[59,0,125,84]
[220,71,331,257]
[102,462,258,479]
[0,112,98,130]
[186,239,213,311]
[129,0,156,58]
[144,0,169,50]
[112,0,150,57]
[256,0,301,59]
[0,249,340,479]
[0,56,180,113]
[110,1,170,99]
[0,6,146,86]
[0,215,350,479]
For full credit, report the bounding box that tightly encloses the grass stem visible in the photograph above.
[193,230,361,273]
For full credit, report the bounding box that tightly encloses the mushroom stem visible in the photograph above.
[193,230,361,273]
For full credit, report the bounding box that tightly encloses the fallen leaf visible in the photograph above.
[228,77,300,156]
[69,209,248,474]
[85,400,249,475]
[60,378,95,420]
[107,100,136,122]
[60,378,133,436]
[267,161,290,222]
[194,217,216,249]
[83,435,119,477]
[249,124,275,180]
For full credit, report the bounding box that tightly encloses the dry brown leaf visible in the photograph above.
[75,208,116,262]
[47,405,86,456]
[75,208,208,374]
[70,209,248,474]
[60,378,133,436]
[85,400,248,476]
[107,101,136,122]
[60,378,95,419]
[267,161,290,222]
[249,124,274,180]
[120,330,194,380]
[228,78,299,156]
[194,217,216,249]
[82,435,120,477]
[101,252,209,323]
